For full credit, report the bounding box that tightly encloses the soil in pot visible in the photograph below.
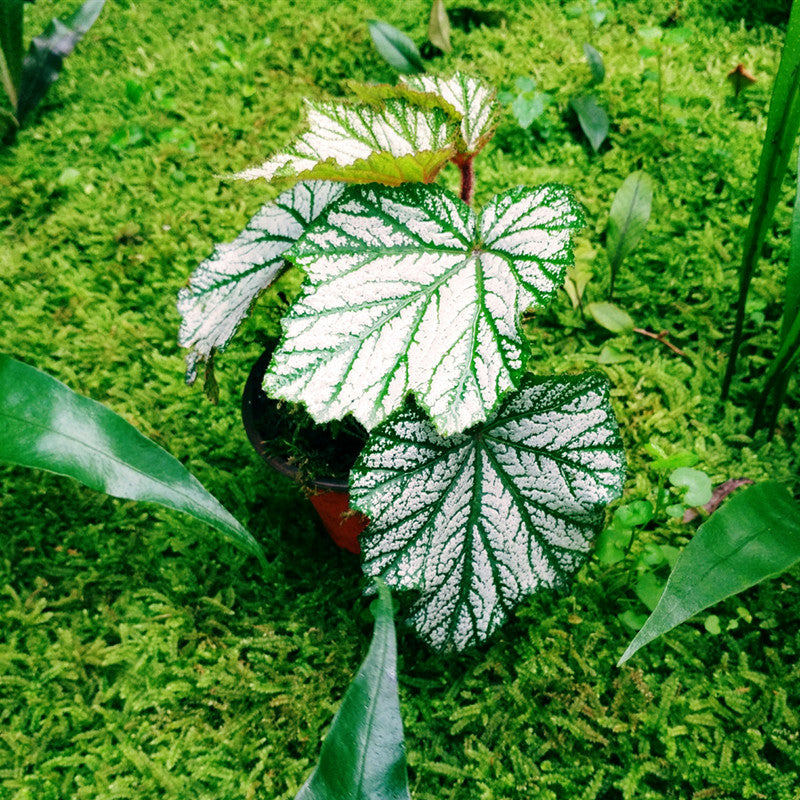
[242,348,369,553]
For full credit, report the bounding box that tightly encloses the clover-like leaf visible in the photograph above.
[264,182,584,436]
[233,98,455,186]
[403,72,497,154]
[177,181,344,384]
[350,372,626,652]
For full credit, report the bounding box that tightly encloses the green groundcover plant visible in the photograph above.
[178,73,626,652]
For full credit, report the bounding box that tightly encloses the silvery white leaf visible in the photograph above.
[233,98,454,185]
[351,373,626,652]
[264,182,583,435]
[403,72,496,153]
[177,181,343,383]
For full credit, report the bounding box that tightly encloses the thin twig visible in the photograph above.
[633,327,689,359]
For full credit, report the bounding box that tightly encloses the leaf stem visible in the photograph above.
[457,156,475,205]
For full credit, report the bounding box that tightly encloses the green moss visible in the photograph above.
[2,0,800,798]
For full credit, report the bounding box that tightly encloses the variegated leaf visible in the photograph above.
[403,73,496,154]
[350,373,626,652]
[233,98,455,186]
[177,181,343,384]
[264,182,583,435]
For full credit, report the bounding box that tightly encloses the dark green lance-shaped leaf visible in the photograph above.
[583,43,605,84]
[368,19,425,75]
[619,482,800,664]
[17,0,106,124]
[177,181,344,384]
[0,0,24,111]
[404,72,497,154]
[351,373,626,651]
[428,0,452,53]
[569,95,608,153]
[265,182,584,436]
[295,581,411,800]
[0,354,263,564]
[722,0,800,397]
[234,97,454,186]
[607,171,654,295]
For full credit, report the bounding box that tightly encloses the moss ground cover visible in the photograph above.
[2,0,799,797]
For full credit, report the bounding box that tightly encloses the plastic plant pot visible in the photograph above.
[241,349,368,554]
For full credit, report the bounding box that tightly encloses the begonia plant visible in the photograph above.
[178,73,626,651]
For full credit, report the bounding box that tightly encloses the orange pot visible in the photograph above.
[241,349,368,554]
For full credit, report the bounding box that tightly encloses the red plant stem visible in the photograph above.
[458,156,475,205]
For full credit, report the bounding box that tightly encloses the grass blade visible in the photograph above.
[0,0,24,110]
[721,0,800,398]
[754,147,800,433]
[619,482,800,664]
[0,354,264,565]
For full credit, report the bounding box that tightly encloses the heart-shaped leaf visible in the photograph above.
[368,19,425,75]
[0,354,263,564]
[619,482,800,664]
[296,581,410,800]
[265,182,584,436]
[404,72,497,154]
[234,97,454,185]
[669,466,712,507]
[351,372,626,651]
[177,181,344,384]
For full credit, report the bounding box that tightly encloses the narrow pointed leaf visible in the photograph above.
[368,19,425,75]
[404,72,497,154]
[570,95,609,153]
[17,0,106,124]
[0,0,23,110]
[619,482,800,664]
[296,581,411,800]
[723,0,800,395]
[607,171,654,294]
[351,373,626,651]
[583,43,605,84]
[0,355,263,564]
[234,98,454,185]
[428,0,452,53]
[265,182,584,436]
[177,181,344,384]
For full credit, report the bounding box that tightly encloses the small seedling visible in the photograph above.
[727,63,756,98]
[606,171,654,297]
[498,77,554,138]
[569,94,608,152]
[637,26,690,122]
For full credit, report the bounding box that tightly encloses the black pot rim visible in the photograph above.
[241,349,350,492]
